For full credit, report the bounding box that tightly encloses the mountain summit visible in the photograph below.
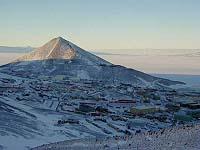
[18,37,76,60]
[16,37,110,65]
[0,37,184,86]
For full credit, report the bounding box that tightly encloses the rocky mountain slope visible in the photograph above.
[0,37,183,86]
[15,37,110,65]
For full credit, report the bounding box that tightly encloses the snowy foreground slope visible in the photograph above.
[32,124,200,150]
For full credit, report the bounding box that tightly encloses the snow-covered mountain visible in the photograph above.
[16,37,110,65]
[0,37,183,86]
[0,37,193,150]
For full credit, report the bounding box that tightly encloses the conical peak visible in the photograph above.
[15,37,111,65]
[55,36,67,42]
[57,36,65,40]
[39,37,76,60]
[48,37,69,46]
[15,36,76,61]
[57,36,63,39]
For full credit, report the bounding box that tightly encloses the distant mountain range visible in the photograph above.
[0,46,33,53]
[1,45,199,57]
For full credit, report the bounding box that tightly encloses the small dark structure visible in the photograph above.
[57,119,79,125]
[77,104,95,113]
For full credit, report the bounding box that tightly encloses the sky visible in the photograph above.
[0,0,200,50]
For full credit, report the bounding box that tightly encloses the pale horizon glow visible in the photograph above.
[0,0,200,49]
[0,49,200,75]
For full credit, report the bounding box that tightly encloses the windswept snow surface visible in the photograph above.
[0,94,106,150]
[32,124,200,150]
[0,96,69,150]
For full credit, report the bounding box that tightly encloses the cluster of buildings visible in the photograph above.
[1,75,200,135]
